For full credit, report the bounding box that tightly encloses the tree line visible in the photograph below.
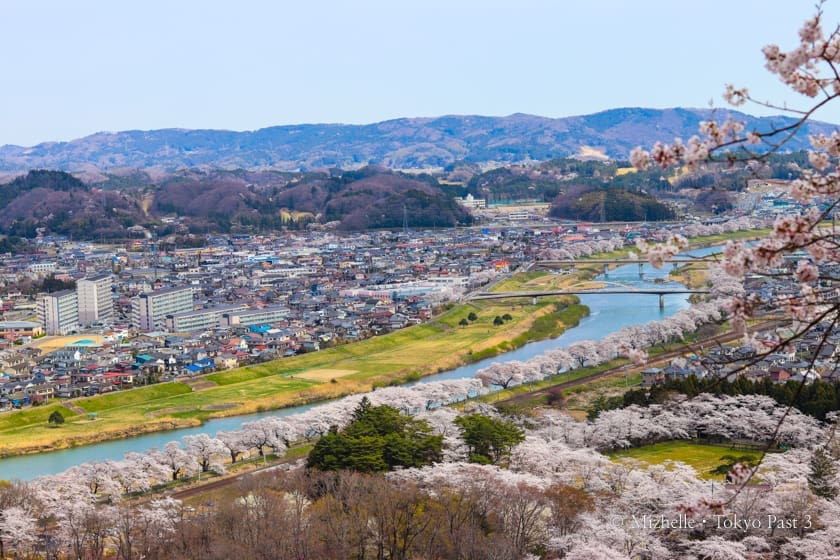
[589,376,840,421]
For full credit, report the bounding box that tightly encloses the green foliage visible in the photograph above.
[459,318,469,326]
[493,316,504,326]
[586,395,624,420]
[306,397,443,472]
[808,447,839,499]
[502,313,513,321]
[467,312,478,322]
[48,410,65,426]
[454,413,525,465]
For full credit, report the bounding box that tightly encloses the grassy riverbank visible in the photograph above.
[0,294,585,456]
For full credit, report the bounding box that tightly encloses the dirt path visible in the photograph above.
[64,401,87,415]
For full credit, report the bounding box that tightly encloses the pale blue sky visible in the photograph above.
[1,0,838,146]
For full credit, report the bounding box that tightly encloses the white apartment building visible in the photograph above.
[38,289,79,335]
[131,286,194,332]
[77,273,114,326]
[220,306,288,328]
[27,262,57,277]
[165,304,247,332]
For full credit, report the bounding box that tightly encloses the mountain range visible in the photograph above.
[1,108,836,173]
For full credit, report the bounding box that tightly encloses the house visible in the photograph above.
[641,367,664,387]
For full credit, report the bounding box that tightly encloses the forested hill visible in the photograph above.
[0,168,471,238]
[0,108,835,172]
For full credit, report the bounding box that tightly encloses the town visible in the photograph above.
[0,194,818,413]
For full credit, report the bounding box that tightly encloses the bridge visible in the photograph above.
[533,257,717,275]
[469,288,710,309]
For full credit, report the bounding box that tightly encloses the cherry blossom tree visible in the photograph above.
[240,418,281,458]
[0,506,38,558]
[217,430,251,463]
[183,434,227,474]
[630,5,840,404]
[475,361,529,389]
[151,441,198,481]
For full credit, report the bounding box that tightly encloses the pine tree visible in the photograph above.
[807,447,839,500]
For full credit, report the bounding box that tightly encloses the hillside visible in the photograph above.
[549,185,676,222]
[0,170,145,238]
[272,168,472,230]
[0,108,835,172]
[0,168,471,238]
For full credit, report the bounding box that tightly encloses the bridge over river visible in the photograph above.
[533,257,716,275]
[469,288,710,309]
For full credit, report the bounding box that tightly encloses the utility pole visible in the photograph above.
[403,204,408,234]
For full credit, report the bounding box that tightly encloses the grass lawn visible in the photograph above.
[609,440,765,479]
[0,403,79,433]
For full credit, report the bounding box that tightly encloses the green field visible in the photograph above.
[609,440,765,479]
[0,295,583,456]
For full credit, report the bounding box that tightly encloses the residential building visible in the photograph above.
[38,290,79,335]
[27,262,57,276]
[0,321,43,339]
[165,304,247,332]
[77,273,114,325]
[221,306,288,327]
[131,286,194,332]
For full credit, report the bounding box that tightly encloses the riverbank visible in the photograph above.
[0,294,585,457]
[0,231,761,461]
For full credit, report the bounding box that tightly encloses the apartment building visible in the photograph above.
[220,306,288,327]
[165,304,247,332]
[38,289,79,335]
[77,273,114,326]
[131,286,194,332]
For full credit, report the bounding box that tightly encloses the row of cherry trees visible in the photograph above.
[475,299,726,390]
[536,215,767,261]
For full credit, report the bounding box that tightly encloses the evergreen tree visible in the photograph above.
[48,410,65,426]
[454,413,525,465]
[307,398,442,472]
[807,447,839,500]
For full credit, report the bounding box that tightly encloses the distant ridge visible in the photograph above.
[0,108,836,172]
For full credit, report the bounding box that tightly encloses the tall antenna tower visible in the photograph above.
[403,204,408,234]
[152,227,158,283]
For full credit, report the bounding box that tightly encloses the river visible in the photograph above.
[0,247,719,480]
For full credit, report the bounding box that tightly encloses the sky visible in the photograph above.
[1,0,839,146]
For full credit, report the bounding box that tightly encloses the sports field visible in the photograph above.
[28,334,105,354]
